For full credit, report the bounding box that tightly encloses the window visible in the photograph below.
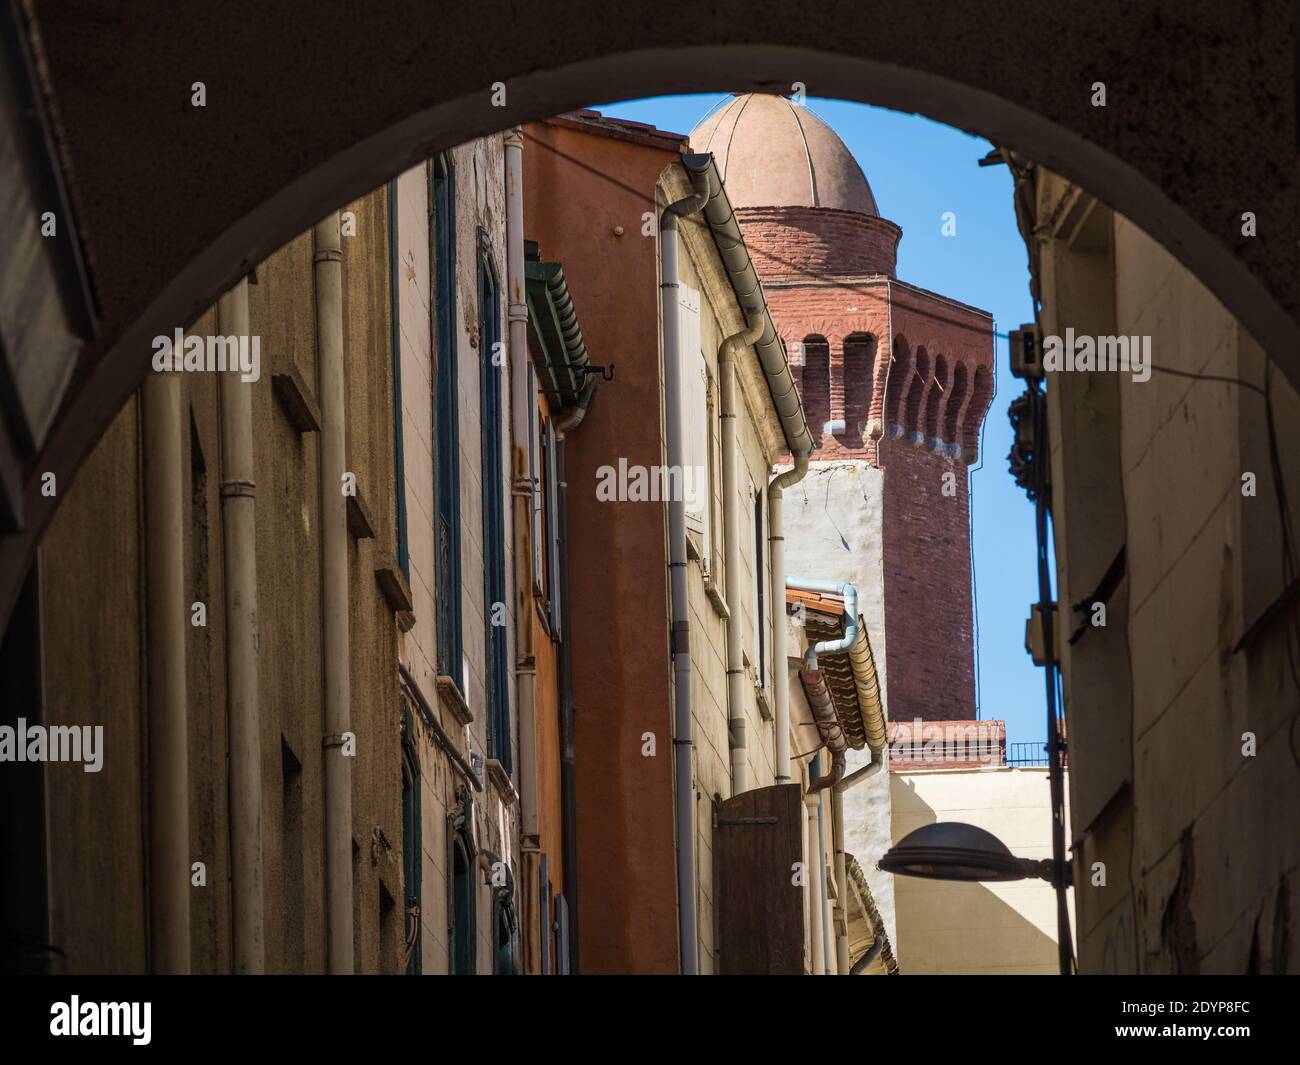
[448,789,476,975]
[479,236,510,772]
[542,417,562,639]
[528,362,543,596]
[554,895,571,975]
[678,285,711,567]
[400,701,421,974]
[431,154,463,682]
[388,178,409,579]
[492,873,519,975]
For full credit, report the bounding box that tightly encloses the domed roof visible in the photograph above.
[690,94,878,216]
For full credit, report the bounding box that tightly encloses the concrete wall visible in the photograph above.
[1038,168,1300,974]
[781,460,895,944]
[36,183,409,973]
[891,767,1068,974]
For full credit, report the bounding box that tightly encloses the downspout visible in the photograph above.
[556,437,579,971]
[674,154,813,790]
[720,312,765,796]
[800,668,847,794]
[817,781,833,974]
[142,358,190,973]
[315,211,353,974]
[832,787,849,974]
[660,166,710,976]
[553,377,596,434]
[850,929,885,975]
[504,126,541,974]
[217,278,265,973]
[805,753,826,975]
[785,577,859,669]
[769,455,809,784]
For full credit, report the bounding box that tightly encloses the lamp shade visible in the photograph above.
[878,821,1042,882]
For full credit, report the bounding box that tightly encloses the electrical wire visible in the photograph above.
[521,126,1009,343]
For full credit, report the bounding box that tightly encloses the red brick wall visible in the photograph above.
[880,437,978,721]
[741,204,994,724]
[886,719,1007,769]
[738,206,902,280]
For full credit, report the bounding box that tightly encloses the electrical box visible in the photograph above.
[1009,322,1043,380]
[1024,602,1059,666]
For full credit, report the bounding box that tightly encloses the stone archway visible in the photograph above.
[2,2,1295,623]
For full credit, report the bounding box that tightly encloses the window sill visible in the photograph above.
[436,674,474,726]
[347,485,376,541]
[703,576,730,621]
[373,551,414,631]
[487,758,519,806]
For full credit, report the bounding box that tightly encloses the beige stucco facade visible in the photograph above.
[33,185,410,973]
[1033,166,1300,974]
[662,163,788,973]
[891,766,1069,974]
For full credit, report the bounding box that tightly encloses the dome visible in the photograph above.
[690,94,878,216]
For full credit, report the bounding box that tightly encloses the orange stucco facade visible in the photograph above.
[523,114,684,973]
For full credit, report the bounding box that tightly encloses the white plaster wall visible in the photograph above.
[782,459,895,943]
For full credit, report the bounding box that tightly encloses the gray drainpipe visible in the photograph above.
[770,457,809,783]
[721,311,766,796]
[851,929,886,975]
[661,164,711,977]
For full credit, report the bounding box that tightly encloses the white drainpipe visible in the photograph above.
[217,278,265,973]
[315,212,353,974]
[142,363,190,973]
[768,456,809,783]
[786,576,859,669]
[505,126,541,972]
[804,761,825,975]
[720,313,764,796]
[660,168,709,975]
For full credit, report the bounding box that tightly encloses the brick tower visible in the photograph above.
[692,94,994,722]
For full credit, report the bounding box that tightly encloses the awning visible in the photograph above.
[525,260,594,415]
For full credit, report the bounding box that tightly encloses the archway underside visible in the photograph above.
[4,3,1297,625]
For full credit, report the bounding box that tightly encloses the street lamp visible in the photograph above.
[878,821,1063,885]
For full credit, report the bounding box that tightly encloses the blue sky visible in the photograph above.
[592,93,1046,746]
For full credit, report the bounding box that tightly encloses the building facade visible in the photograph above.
[1025,164,1300,974]
[689,95,996,947]
[6,185,417,973]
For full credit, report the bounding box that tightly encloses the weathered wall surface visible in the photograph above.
[522,117,680,974]
[40,397,149,973]
[891,767,1068,974]
[782,460,894,941]
[394,136,517,975]
[35,185,411,973]
[1040,167,1300,975]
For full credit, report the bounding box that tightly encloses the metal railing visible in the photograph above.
[1007,742,1049,767]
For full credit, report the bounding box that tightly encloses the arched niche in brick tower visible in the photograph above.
[800,334,830,449]
[842,332,876,451]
